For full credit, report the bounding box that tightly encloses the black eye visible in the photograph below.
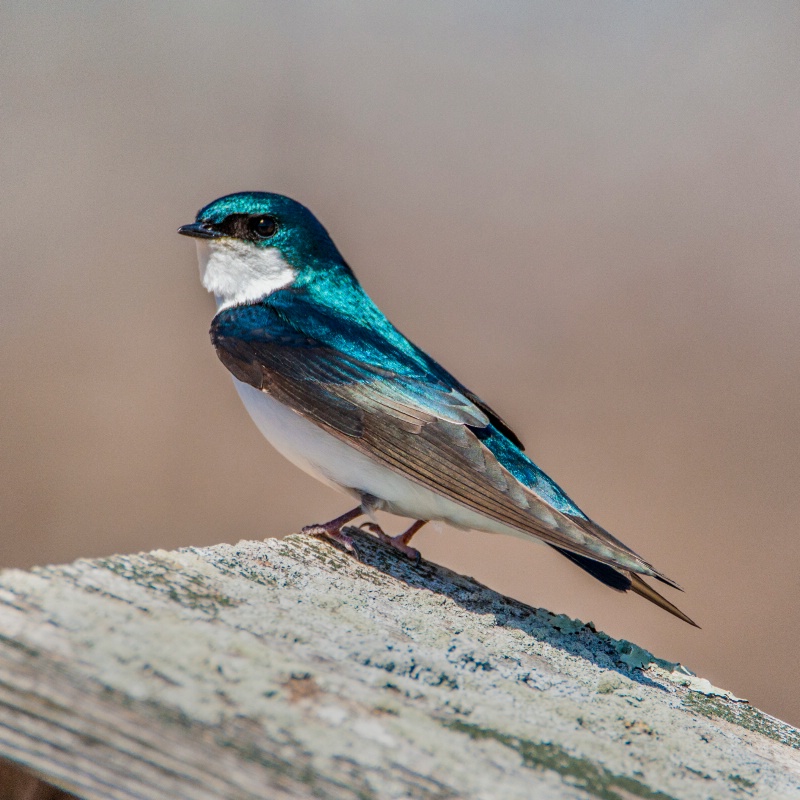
[248,215,278,239]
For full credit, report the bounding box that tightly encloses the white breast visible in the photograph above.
[233,378,535,541]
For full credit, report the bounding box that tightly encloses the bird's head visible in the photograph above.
[179,192,345,309]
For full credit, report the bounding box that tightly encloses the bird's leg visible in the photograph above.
[360,519,427,562]
[300,506,364,556]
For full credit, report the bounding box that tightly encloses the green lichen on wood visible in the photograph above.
[444,720,675,800]
[682,693,800,750]
[94,555,239,615]
[727,774,756,790]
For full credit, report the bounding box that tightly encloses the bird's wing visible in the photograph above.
[211,299,673,583]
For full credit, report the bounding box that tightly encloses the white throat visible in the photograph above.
[196,239,296,310]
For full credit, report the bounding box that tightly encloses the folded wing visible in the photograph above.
[211,297,681,591]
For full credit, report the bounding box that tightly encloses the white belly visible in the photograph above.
[233,378,534,540]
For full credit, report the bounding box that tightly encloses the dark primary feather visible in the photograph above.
[212,290,695,624]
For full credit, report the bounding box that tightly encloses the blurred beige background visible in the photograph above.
[2,2,799,727]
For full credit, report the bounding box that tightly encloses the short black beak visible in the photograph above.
[178,222,223,239]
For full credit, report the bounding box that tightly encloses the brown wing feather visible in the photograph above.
[215,335,675,581]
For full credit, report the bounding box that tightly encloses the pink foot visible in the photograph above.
[360,520,427,563]
[301,507,363,557]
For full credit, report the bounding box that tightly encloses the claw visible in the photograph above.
[359,522,384,536]
[300,506,363,558]
[361,520,427,562]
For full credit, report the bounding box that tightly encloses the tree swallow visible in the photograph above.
[180,192,697,626]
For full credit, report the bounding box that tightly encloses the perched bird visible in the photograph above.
[180,192,697,626]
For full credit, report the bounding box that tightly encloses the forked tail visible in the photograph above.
[552,546,699,627]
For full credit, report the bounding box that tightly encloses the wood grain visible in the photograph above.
[0,531,796,799]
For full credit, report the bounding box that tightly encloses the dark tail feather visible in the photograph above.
[552,546,699,628]
[628,573,700,628]
[554,547,633,591]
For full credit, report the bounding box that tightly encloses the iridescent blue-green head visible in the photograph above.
[179,192,352,309]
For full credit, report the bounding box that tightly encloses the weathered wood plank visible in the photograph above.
[0,531,797,799]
